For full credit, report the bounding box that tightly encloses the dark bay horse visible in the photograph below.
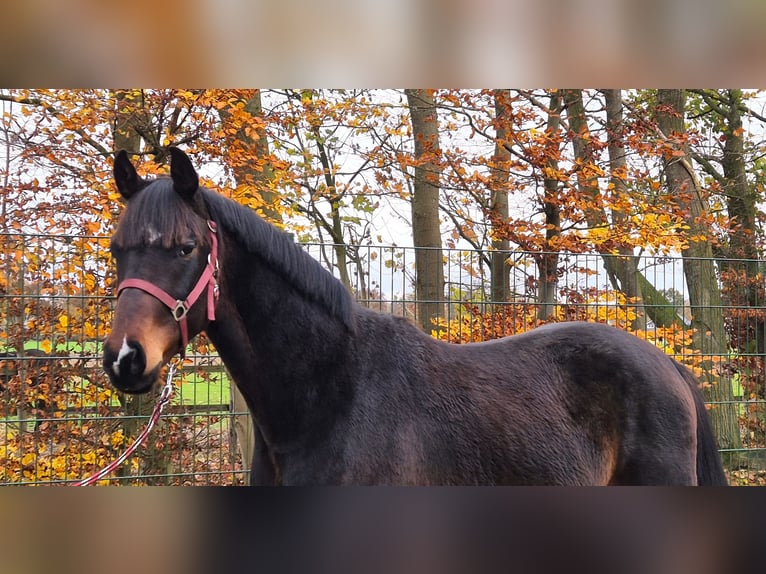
[103,148,727,485]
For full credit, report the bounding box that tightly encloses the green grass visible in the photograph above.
[2,339,232,409]
[1,340,103,354]
[176,371,231,407]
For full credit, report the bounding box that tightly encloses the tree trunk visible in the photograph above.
[291,90,354,291]
[718,89,762,352]
[223,90,280,217]
[489,90,511,305]
[603,89,647,331]
[537,90,563,321]
[713,89,764,454]
[721,89,758,262]
[405,89,445,333]
[564,89,648,330]
[655,89,741,456]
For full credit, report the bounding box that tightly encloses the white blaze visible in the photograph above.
[112,335,133,376]
[146,225,162,245]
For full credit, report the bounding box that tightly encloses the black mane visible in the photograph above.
[201,188,355,330]
[111,178,210,250]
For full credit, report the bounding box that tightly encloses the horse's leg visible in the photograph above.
[610,428,698,485]
[249,425,279,485]
[612,457,697,485]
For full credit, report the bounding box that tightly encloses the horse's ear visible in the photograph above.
[169,147,199,200]
[113,150,142,200]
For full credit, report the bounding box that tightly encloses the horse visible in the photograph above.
[102,148,727,485]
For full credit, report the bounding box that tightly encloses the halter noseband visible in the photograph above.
[117,220,220,359]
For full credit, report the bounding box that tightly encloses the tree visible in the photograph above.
[405,89,445,331]
[655,89,741,454]
[603,89,648,331]
[536,90,564,320]
[489,90,512,304]
[689,89,765,353]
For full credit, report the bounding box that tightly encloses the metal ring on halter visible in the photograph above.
[171,301,189,321]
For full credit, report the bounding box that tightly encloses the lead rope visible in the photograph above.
[72,360,179,486]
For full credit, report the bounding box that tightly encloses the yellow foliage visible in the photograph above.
[586,227,612,245]
[80,451,97,466]
[435,293,705,378]
[110,430,126,449]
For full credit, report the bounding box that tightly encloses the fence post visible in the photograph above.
[229,382,254,484]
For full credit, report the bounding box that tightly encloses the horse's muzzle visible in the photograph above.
[103,337,161,394]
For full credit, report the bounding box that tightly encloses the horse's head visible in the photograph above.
[103,148,219,394]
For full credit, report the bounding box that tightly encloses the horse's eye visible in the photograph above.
[178,243,196,257]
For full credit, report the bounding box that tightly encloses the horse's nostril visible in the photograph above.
[129,343,146,376]
[106,337,146,378]
[103,336,158,395]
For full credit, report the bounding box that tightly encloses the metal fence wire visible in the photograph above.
[1,233,765,485]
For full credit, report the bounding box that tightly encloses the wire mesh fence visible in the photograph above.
[0,232,246,485]
[2,233,765,484]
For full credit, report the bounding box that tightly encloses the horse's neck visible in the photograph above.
[208,244,354,450]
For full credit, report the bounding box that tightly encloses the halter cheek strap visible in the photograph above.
[117,220,220,359]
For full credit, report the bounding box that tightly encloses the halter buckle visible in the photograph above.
[172,301,189,322]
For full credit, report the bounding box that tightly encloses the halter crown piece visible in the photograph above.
[116,220,220,359]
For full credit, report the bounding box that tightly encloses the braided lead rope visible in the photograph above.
[73,362,178,486]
